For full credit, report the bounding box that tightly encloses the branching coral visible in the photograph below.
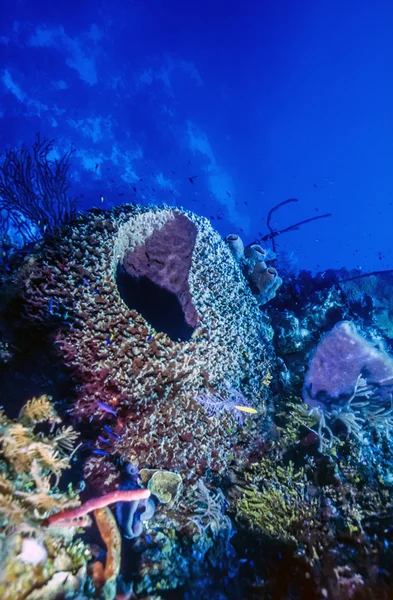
[233,390,393,597]
[16,204,271,485]
[235,461,319,543]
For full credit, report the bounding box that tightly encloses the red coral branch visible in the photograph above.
[46,489,151,527]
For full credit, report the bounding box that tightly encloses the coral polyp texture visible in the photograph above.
[17,204,271,484]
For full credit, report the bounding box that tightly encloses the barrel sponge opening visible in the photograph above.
[119,211,200,328]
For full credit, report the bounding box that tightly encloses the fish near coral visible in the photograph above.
[97,401,117,416]
[234,405,258,414]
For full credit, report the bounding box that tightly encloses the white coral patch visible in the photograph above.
[18,537,48,565]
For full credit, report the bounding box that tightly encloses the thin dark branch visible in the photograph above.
[0,133,77,245]
[266,198,298,237]
[338,269,393,283]
[263,198,332,253]
[261,213,333,242]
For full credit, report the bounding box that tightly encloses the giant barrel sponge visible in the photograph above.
[17,204,273,484]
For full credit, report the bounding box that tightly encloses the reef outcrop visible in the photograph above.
[16,204,272,485]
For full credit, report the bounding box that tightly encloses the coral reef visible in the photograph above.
[0,395,91,600]
[5,191,393,599]
[15,204,272,487]
[232,396,393,599]
[132,478,237,598]
[240,271,393,598]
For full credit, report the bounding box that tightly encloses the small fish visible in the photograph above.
[103,425,122,441]
[97,401,117,416]
[234,405,258,414]
[105,333,115,346]
[98,436,111,445]
[100,195,105,203]
[92,449,109,456]
[82,278,90,286]
[146,332,156,342]
[49,299,54,314]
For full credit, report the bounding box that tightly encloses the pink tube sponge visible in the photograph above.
[46,489,151,527]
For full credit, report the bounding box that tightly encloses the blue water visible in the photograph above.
[1,0,392,271]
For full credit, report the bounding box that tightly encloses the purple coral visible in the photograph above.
[303,321,393,411]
